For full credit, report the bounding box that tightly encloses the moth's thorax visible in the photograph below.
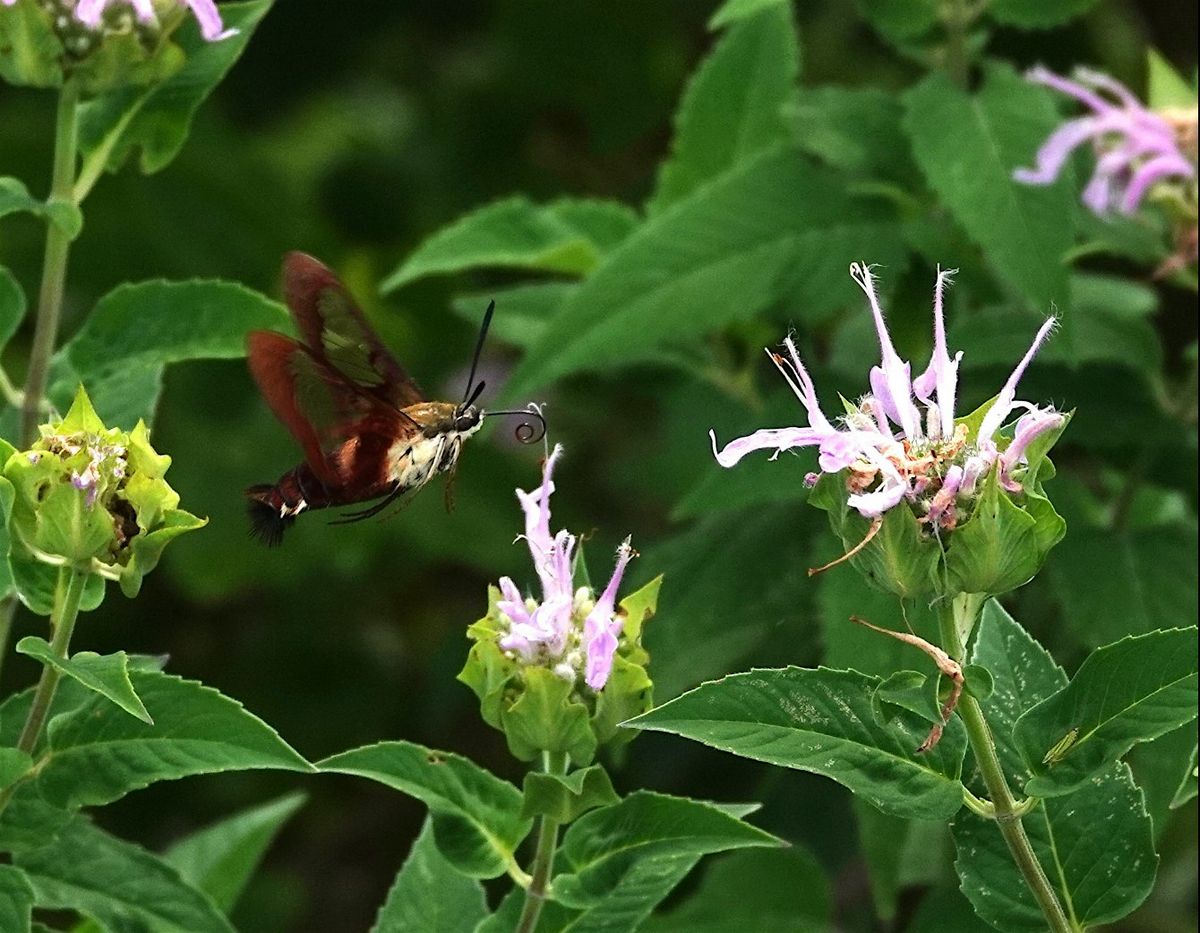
[386,414,483,491]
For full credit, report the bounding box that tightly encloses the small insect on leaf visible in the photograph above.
[1042,727,1080,767]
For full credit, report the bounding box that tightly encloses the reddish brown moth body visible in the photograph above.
[245,252,542,546]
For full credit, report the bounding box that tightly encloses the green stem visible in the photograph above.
[939,596,1075,933]
[15,566,87,754]
[20,79,81,447]
[0,567,88,819]
[516,750,569,933]
[941,0,973,88]
[0,597,14,686]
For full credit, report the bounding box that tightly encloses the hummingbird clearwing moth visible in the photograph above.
[244,252,544,546]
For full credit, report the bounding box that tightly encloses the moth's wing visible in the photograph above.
[281,251,425,410]
[247,330,412,487]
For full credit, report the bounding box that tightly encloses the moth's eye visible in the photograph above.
[455,409,480,432]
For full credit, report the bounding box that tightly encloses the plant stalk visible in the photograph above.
[21,79,81,447]
[516,750,569,933]
[942,0,973,89]
[0,567,88,819]
[15,566,88,754]
[939,596,1075,933]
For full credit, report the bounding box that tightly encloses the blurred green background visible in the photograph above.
[0,1,1196,930]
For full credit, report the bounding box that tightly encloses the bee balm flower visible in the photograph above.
[1014,66,1195,217]
[71,0,237,41]
[494,444,634,691]
[710,263,1069,599]
[459,443,657,764]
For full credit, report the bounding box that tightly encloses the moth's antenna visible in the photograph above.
[482,404,547,444]
[463,299,495,405]
[464,379,487,410]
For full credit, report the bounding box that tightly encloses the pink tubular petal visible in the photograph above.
[999,407,1065,481]
[850,262,921,439]
[1072,67,1144,110]
[709,426,828,468]
[130,0,156,22]
[1025,65,1115,116]
[515,443,562,563]
[816,428,893,473]
[582,539,633,691]
[847,472,907,518]
[1013,116,1112,186]
[913,266,961,438]
[978,317,1057,445]
[74,0,108,27]
[496,576,532,627]
[184,0,239,40]
[776,337,836,433]
[583,623,618,690]
[1119,151,1196,213]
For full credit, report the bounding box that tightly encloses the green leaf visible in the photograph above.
[0,865,34,933]
[853,0,940,45]
[648,4,798,214]
[1014,628,1199,797]
[1147,49,1197,110]
[450,282,575,350]
[708,0,789,30]
[0,178,80,239]
[371,818,488,933]
[903,64,1074,320]
[957,603,1157,930]
[521,765,620,825]
[16,818,233,932]
[16,637,151,724]
[318,741,531,879]
[0,178,41,223]
[642,847,830,932]
[382,197,638,292]
[504,147,889,397]
[785,87,915,183]
[1048,522,1198,648]
[552,791,780,909]
[32,670,311,809]
[0,265,26,352]
[988,0,1100,28]
[625,667,967,820]
[852,799,949,925]
[77,1,272,176]
[0,748,32,793]
[954,764,1156,931]
[163,792,306,914]
[1170,743,1197,809]
[643,504,819,700]
[54,279,286,428]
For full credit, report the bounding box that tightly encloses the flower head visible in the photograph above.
[459,444,657,764]
[494,444,634,691]
[1014,66,1195,217]
[1,386,205,609]
[66,0,236,41]
[710,263,1065,533]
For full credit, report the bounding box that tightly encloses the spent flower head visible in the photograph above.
[459,442,658,764]
[1014,66,1196,218]
[1,386,205,605]
[710,263,1069,599]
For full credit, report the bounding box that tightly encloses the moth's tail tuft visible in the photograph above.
[245,485,295,547]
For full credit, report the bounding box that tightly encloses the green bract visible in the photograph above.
[2,385,205,606]
[809,402,1071,601]
[458,577,659,765]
